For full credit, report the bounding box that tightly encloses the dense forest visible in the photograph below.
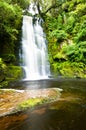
[43,0,86,77]
[0,0,30,87]
[0,0,86,87]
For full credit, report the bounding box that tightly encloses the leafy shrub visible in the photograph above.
[2,54,16,63]
[63,41,86,63]
[0,58,7,83]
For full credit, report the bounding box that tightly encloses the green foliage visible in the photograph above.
[43,0,86,75]
[63,41,86,63]
[0,0,30,60]
[0,0,22,62]
[75,3,86,16]
[0,58,6,70]
[42,0,86,78]
[52,61,86,78]
[66,16,75,33]
[6,65,23,80]
[0,64,23,87]
[0,81,8,88]
[50,30,68,42]
[2,54,16,63]
[74,28,86,43]
[0,58,7,87]
[1,0,30,9]
[0,1,22,36]
[18,98,47,110]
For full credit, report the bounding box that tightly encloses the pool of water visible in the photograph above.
[0,78,86,130]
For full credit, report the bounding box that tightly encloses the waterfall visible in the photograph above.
[21,15,50,80]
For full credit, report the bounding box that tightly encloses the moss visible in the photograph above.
[52,61,86,78]
[6,65,23,81]
[0,81,8,88]
[0,65,23,88]
[20,98,41,108]
[17,98,48,111]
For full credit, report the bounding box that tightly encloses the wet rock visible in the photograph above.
[0,88,62,117]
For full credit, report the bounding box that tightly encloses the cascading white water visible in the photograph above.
[21,15,50,80]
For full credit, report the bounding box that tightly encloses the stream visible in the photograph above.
[0,78,86,130]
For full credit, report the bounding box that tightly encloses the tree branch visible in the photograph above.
[43,4,58,14]
[34,1,59,20]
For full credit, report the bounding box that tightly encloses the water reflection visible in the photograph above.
[9,78,86,91]
[0,101,86,130]
[0,78,86,130]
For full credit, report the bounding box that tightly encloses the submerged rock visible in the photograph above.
[0,88,62,117]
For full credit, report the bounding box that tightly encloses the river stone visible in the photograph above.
[0,88,62,117]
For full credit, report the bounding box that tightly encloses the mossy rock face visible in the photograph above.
[0,71,5,82]
[6,65,23,80]
[0,65,23,88]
